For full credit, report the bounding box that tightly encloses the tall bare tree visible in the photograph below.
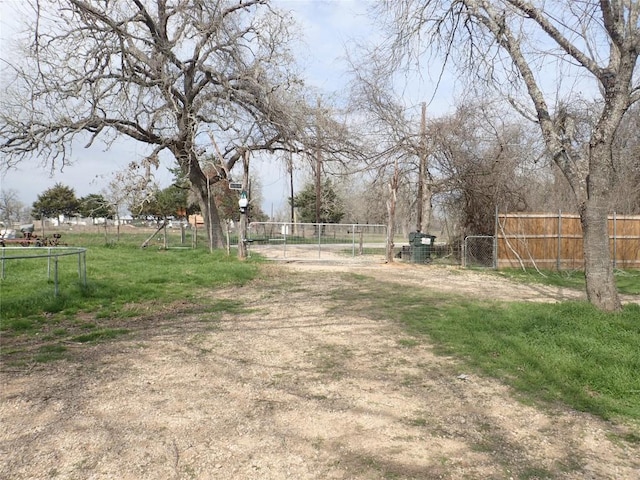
[347,48,438,260]
[0,0,305,250]
[381,0,640,311]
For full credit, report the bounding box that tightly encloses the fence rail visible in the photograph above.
[497,212,640,270]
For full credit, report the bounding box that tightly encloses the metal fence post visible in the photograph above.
[78,249,83,284]
[283,224,287,258]
[462,236,467,268]
[493,205,498,269]
[352,224,356,257]
[54,254,59,297]
[492,236,497,269]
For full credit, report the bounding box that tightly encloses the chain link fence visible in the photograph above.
[464,236,496,268]
[247,222,387,261]
[247,222,469,266]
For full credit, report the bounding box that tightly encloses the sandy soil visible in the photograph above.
[1,253,639,479]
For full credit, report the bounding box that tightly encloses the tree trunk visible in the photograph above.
[199,188,225,251]
[581,202,619,311]
[580,144,621,311]
[189,181,225,251]
[187,171,225,251]
[386,159,400,263]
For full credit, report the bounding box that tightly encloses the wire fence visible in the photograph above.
[247,222,388,261]
[1,247,88,296]
[464,236,496,268]
[246,222,466,266]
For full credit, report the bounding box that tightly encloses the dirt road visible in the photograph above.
[1,260,638,479]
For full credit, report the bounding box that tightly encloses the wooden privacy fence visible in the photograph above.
[496,212,640,270]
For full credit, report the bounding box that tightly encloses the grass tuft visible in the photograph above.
[70,328,130,343]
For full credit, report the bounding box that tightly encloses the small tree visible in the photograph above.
[32,183,79,230]
[78,193,116,241]
[293,179,345,224]
[135,186,186,224]
[135,185,191,248]
[78,194,115,224]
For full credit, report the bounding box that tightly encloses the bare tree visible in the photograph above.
[380,0,640,311]
[101,160,159,241]
[0,189,28,227]
[347,47,438,261]
[429,102,535,237]
[0,0,306,250]
[611,104,640,213]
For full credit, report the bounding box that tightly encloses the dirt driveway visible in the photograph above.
[1,258,639,479]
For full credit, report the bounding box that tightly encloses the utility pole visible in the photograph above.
[416,102,426,232]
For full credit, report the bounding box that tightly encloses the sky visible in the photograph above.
[0,0,456,217]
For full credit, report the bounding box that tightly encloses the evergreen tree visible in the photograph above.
[32,183,79,220]
[293,179,345,224]
[78,194,115,223]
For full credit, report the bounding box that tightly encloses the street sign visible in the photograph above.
[229,182,243,190]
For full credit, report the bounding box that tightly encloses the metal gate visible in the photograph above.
[464,236,496,268]
[247,222,387,262]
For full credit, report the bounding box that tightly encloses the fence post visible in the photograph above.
[283,223,287,258]
[612,211,617,269]
[493,205,498,269]
[492,236,497,269]
[557,210,562,271]
[80,248,88,287]
[54,254,59,297]
[462,236,467,268]
[352,224,356,257]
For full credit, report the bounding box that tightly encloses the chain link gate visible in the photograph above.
[464,236,496,268]
[246,222,387,262]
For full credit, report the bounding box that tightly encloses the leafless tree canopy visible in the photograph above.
[0,0,313,248]
[376,0,640,311]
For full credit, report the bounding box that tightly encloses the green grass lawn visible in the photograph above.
[334,274,640,425]
[494,267,640,295]
[1,232,259,360]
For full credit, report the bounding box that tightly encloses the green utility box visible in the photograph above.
[408,232,436,263]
